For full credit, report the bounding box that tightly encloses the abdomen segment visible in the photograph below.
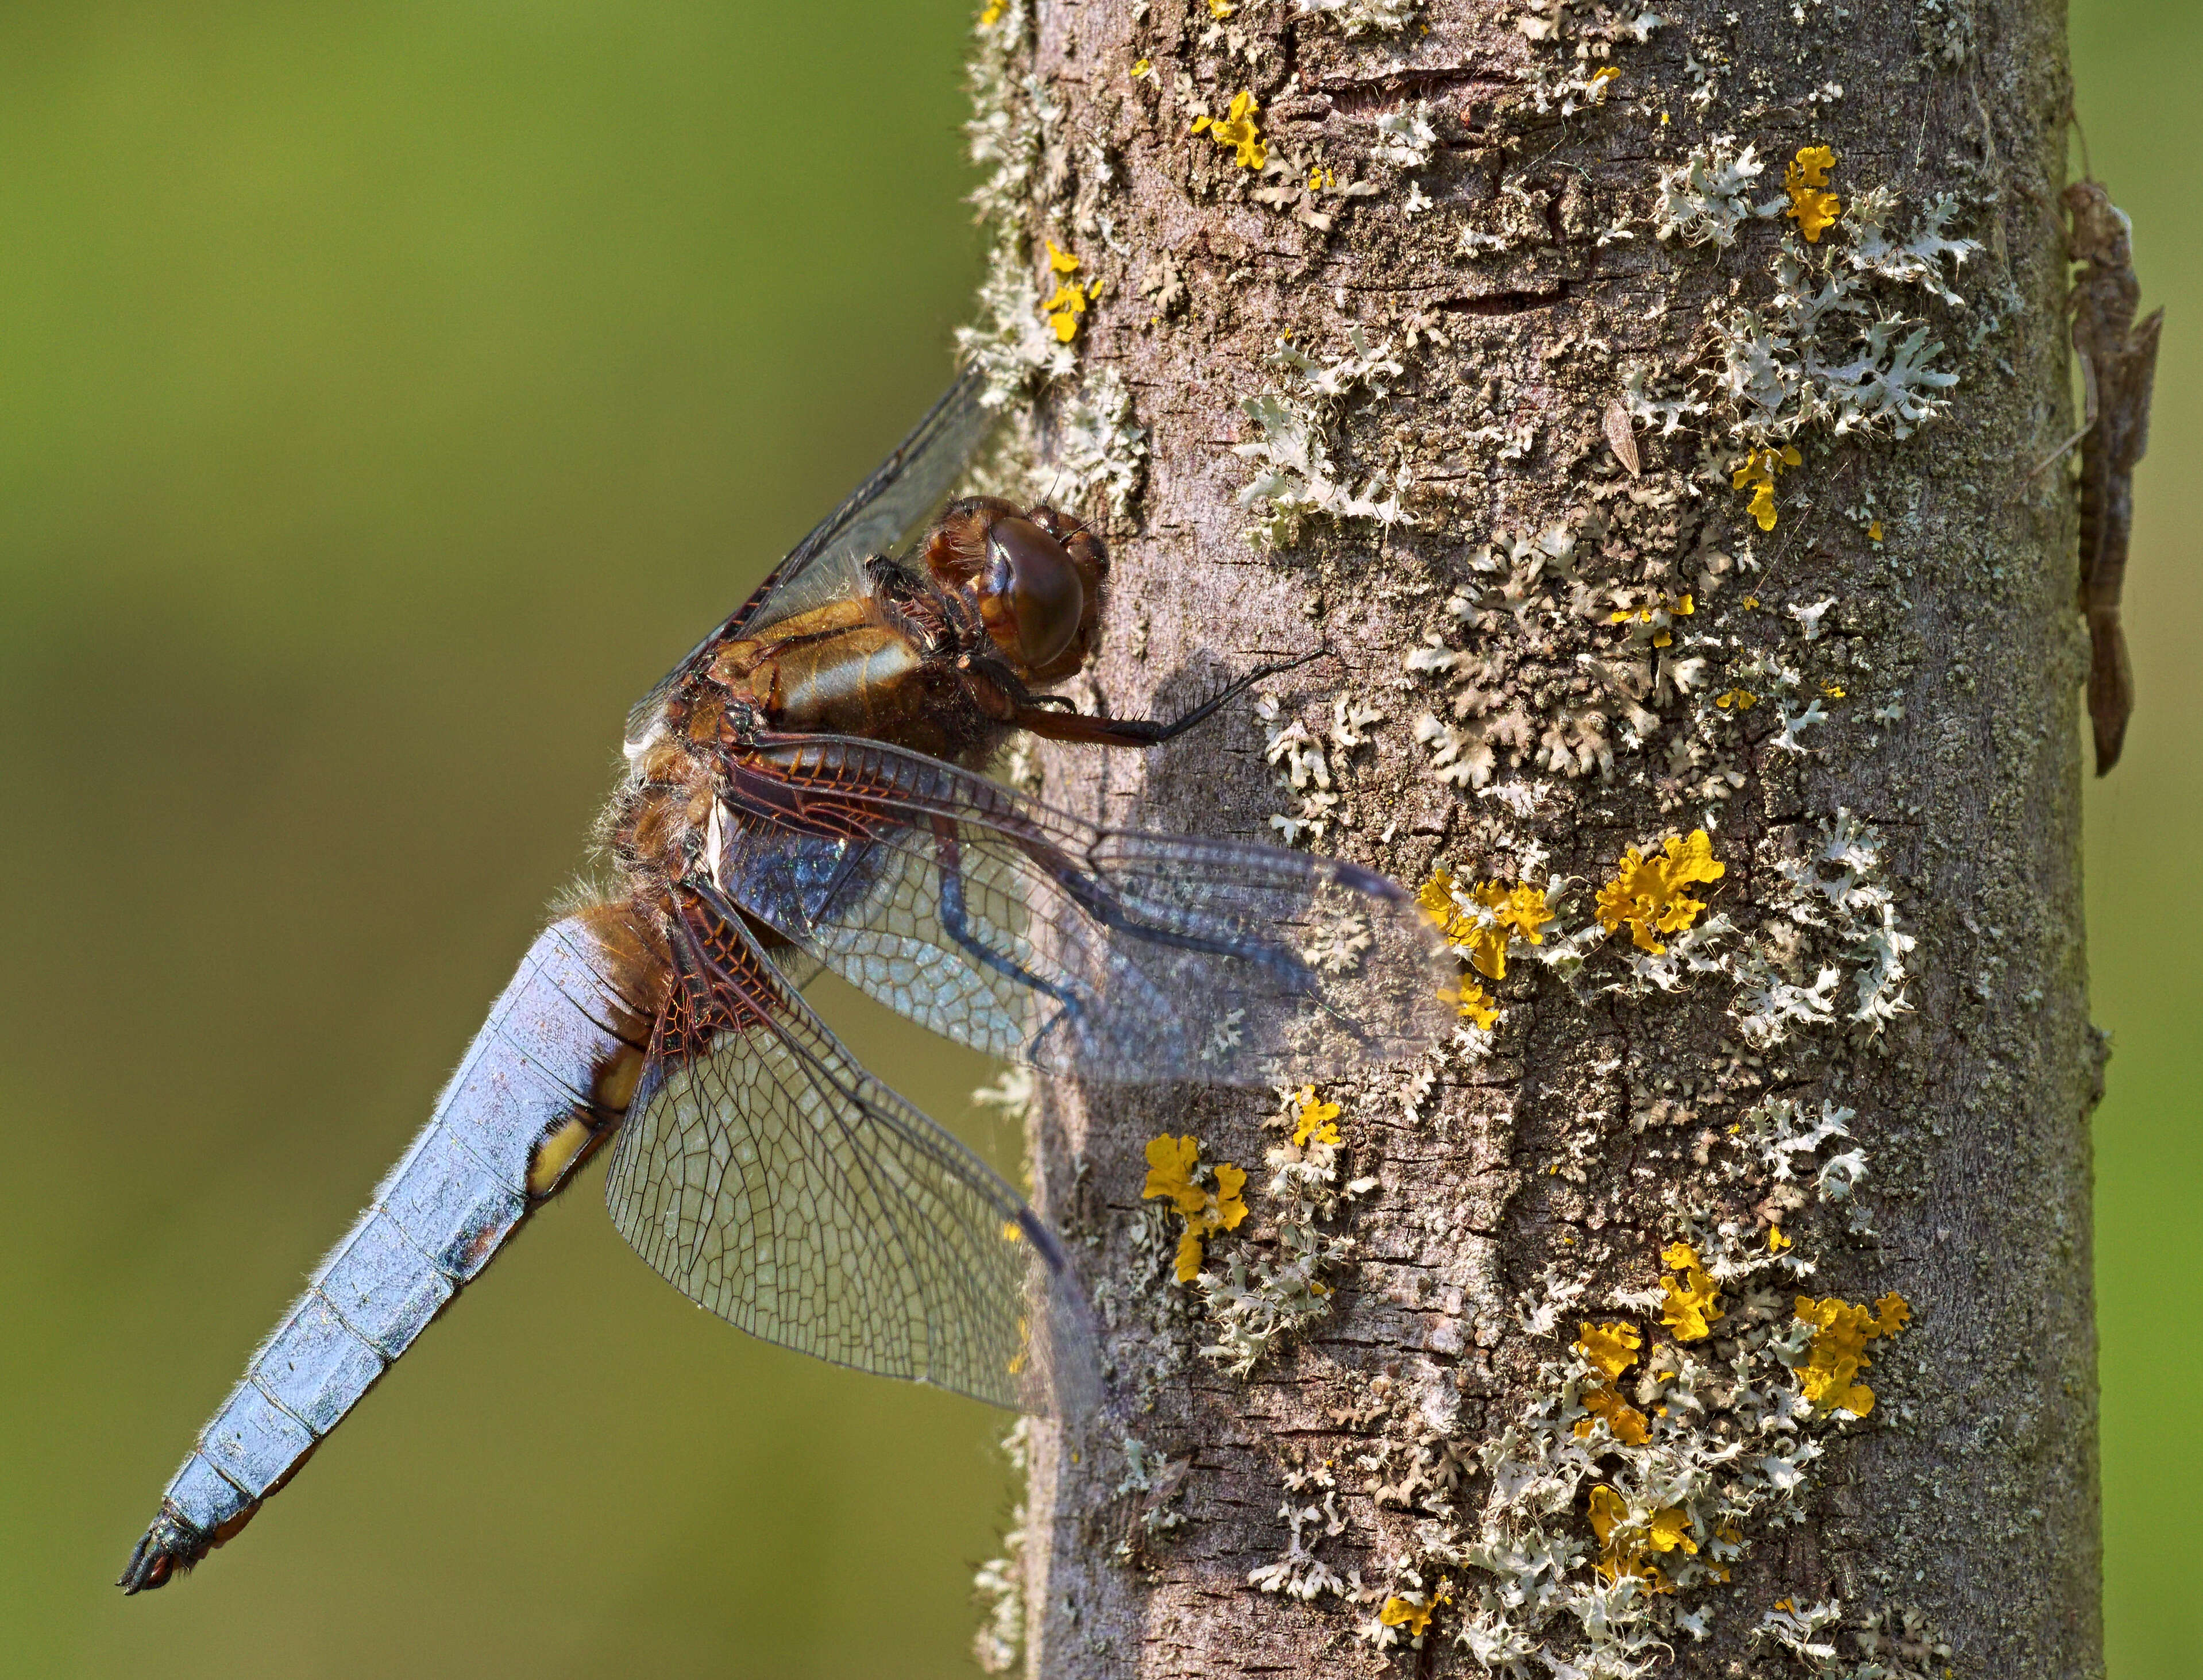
[118,908,663,1593]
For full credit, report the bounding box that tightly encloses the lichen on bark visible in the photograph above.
[966,1,2099,1675]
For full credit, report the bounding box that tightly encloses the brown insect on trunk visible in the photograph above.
[2065,179,2162,777]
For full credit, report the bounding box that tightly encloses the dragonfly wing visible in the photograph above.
[739,364,997,637]
[624,367,997,746]
[603,886,1093,1415]
[713,735,1454,1086]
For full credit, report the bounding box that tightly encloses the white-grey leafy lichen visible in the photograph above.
[1289,0,1421,36]
[1193,1088,1375,1377]
[1371,101,1440,171]
[1653,137,1778,249]
[1757,1595,1951,1678]
[1730,809,1916,1044]
[1841,187,1980,308]
[1048,367,1148,522]
[1255,690,1383,845]
[1233,329,1416,550]
[1246,1472,1355,1601]
[955,0,1071,407]
[1696,185,1980,449]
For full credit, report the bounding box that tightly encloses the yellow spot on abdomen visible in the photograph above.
[527,1116,596,1197]
[593,1044,646,1114]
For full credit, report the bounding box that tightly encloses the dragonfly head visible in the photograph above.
[925,497,1108,683]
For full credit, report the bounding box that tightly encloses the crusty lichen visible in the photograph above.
[1193,1087,1376,1376]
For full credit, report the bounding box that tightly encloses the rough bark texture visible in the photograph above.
[973,2,2098,1675]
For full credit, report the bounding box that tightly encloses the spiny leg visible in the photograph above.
[1008,647,1328,748]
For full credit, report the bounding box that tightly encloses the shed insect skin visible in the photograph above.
[2065,180,2162,777]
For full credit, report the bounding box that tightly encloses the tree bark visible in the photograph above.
[969,2,2097,1675]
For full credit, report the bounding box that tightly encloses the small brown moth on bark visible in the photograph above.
[2065,179,2162,776]
[1602,397,1641,478]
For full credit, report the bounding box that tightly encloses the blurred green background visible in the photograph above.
[0,3,2190,1676]
[2071,2,2203,1674]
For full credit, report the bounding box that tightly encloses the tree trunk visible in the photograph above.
[966,2,2097,1675]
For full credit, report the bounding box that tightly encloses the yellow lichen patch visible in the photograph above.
[1291,1087,1342,1149]
[1768,1223,1792,1253]
[1594,831,1726,956]
[1822,681,1847,698]
[1573,1321,1649,1443]
[1441,981,1502,1030]
[1658,1240,1725,1342]
[1784,144,1841,242]
[1577,1384,1651,1446]
[1418,867,1551,979]
[1143,1134,1248,1282]
[1868,519,1884,542]
[1415,870,1454,927]
[1793,1290,1912,1416]
[1143,1133,1208,1215]
[1039,239,1102,344]
[1714,688,1758,711]
[1588,1485,1695,1584]
[1209,1164,1249,1228]
[1576,1320,1642,1382]
[978,0,1005,24]
[1206,0,1235,14]
[1379,1593,1439,1636]
[1193,90,1266,169]
[1646,1505,1696,1557]
[1610,591,1695,648]
[1587,1486,1629,1571]
[1733,444,1803,531]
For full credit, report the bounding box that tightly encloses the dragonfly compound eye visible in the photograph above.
[983,515,1085,670]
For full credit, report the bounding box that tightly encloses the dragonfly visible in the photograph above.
[118,366,1450,1594]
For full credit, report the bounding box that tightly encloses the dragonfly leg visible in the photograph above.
[1008,648,1327,748]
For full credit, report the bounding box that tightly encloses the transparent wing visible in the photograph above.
[603,889,1092,1415]
[713,735,1454,1086]
[625,367,997,745]
[739,365,997,637]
